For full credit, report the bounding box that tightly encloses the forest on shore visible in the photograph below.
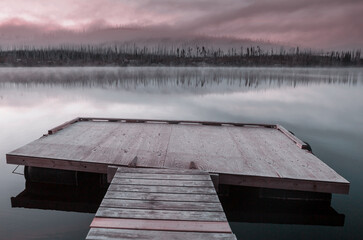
[0,45,361,67]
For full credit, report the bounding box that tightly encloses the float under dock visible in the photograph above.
[6,117,349,194]
[87,167,236,240]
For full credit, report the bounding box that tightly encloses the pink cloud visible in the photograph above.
[0,0,361,50]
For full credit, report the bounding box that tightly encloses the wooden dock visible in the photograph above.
[87,167,236,240]
[6,117,349,194]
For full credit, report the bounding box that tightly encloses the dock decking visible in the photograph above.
[6,117,349,194]
[87,167,236,240]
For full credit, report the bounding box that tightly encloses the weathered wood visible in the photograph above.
[86,228,237,240]
[90,218,231,233]
[88,167,234,239]
[79,117,274,128]
[100,199,223,211]
[108,184,216,194]
[96,207,227,221]
[104,191,220,202]
[219,174,350,194]
[48,117,80,135]
[117,167,208,175]
[113,172,211,180]
[111,178,214,187]
[6,155,108,174]
[7,119,350,194]
[276,125,307,149]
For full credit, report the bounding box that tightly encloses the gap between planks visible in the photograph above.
[100,198,224,212]
[104,191,221,203]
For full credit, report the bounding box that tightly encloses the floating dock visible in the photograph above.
[6,117,349,194]
[6,117,350,239]
[87,167,236,240]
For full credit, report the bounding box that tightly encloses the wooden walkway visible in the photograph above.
[6,117,349,194]
[86,167,236,240]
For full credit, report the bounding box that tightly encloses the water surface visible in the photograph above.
[0,67,362,239]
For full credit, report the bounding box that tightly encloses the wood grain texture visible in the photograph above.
[88,167,233,239]
[116,167,208,175]
[104,191,220,203]
[276,125,307,149]
[90,218,230,232]
[86,228,237,240]
[7,120,350,194]
[6,155,108,174]
[113,172,211,180]
[108,184,216,194]
[48,117,80,134]
[100,199,223,211]
[95,207,227,221]
[219,174,350,194]
[111,178,214,187]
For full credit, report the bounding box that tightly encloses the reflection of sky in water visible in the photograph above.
[0,67,363,240]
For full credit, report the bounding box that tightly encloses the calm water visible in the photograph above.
[0,67,362,240]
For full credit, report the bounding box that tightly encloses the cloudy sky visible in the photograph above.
[0,0,362,49]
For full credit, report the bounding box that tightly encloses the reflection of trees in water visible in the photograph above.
[0,67,360,93]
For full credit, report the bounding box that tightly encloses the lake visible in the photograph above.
[0,67,362,240]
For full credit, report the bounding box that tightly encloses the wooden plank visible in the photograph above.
[164,124,242,173]
[276,125,307,149]
[113,172,211,180]
[108,184,216,194]
[219,174,350,194]
[88,167,233,239]
[79,116,275,128]
[95,207,227,221]
[226,127,281,177]
[83,122,172,167]
[6,154,108,174]
[254,128,349,183]
[110,178,214,187]
[117,167,208,175]
[48,117,80,135]
[86,228,237,240]
[104,191,220,203]
[6,119,350,194]
[90,218,231,233]
[100,199,223,211]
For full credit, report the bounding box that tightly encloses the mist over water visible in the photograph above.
[0,67,360,90]
[0,67,363,240]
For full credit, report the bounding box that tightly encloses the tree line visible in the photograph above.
[0,45,361,67]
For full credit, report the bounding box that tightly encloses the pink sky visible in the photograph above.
[0,0,362,49]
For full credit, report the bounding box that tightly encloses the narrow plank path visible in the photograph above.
[86,167,237,240]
